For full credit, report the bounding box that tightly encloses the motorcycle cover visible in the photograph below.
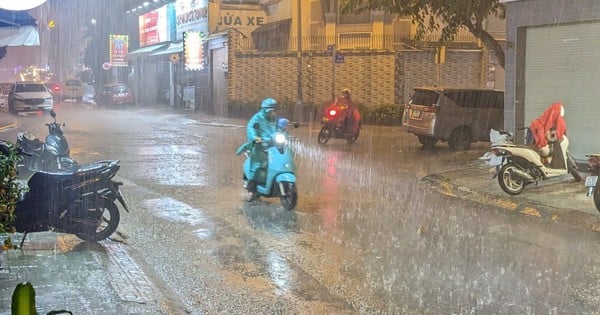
[529,102,566,149]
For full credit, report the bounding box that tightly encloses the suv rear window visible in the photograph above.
[15,83,47,93]
[409,90,439,106]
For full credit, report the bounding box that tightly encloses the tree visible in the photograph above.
[340,0,506,69]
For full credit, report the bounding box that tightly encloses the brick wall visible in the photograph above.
[395,49,484,104]
[228,36,484,110]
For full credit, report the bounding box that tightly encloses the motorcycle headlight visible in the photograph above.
[274,133,286,145]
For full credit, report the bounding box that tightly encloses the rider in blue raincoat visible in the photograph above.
[244,97,279,201]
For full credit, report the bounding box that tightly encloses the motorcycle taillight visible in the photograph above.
[329,109,337,116]
[588,156,600,167]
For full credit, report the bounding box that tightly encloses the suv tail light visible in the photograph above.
[423,105,439,113]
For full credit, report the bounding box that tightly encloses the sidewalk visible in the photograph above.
[0,111,176,314]
[422,161,600,233]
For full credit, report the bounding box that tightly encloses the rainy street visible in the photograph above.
[3,103,600,314]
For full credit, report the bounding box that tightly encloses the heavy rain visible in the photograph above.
[0,0,600,314]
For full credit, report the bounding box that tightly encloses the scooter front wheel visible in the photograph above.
[76,201,120,242]
[318,126,332,145]
[498,163,526,195]
[567,153,582,182]
[279,181,297,210]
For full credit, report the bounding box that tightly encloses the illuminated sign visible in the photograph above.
[183,31,205,71]
[109,35,129,67]
[175,0,208,40]
[138,5,176,47]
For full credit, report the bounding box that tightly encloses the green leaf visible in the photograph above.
[11,282,38,315]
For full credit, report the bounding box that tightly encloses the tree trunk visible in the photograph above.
[464,21,506,69]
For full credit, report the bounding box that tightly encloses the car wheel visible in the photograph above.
[448,127,472,151]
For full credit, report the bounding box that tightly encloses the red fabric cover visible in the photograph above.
[529,102,566,148]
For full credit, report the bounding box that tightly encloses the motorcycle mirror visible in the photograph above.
[50,110,56,119]
[292,122,300,128]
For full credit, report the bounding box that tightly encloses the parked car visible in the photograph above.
[0,84,10,109]
[95,83,135,107]
[8,81,54,114]
[62,79,83,102]
[44,82,61,101]
[402,87,504,150]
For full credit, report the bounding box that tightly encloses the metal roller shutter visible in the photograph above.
[525,22,600,160]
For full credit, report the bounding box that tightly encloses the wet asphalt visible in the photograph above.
[0,103,600,314]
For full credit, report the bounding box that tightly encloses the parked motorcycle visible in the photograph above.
[236,118,298,210]
[584,154,600,212]
[16,109,77,174]
[11,152,129,245]
[490,127,581,195]
[317,102,361,145]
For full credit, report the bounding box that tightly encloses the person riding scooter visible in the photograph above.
[528,101,566,166]
[336,88,360,135]
[245,97,279,201]
[490,101,580,195]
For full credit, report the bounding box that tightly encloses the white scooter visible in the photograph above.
[490,128,581,195]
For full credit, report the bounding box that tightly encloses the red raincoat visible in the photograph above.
[529,102,566,149]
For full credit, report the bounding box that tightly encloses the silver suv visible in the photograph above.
[403,87,504,150]
[8,81,54,114]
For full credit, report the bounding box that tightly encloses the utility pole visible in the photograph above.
[296,0,302,104]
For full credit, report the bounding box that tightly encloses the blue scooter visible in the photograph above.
[236,118,298,210]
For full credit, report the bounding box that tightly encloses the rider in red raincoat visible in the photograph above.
[529,101,566,156]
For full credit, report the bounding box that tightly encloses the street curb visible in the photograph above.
[421,173,600,233]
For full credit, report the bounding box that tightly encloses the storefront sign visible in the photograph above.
[184,31,205,71]
[109,35,128,67]
[209,7,268,36]
[139,4,176,47]
[175,0,208,40]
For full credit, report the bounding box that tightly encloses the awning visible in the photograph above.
[149,41,183,56]
[127,43,168,59]
[0,9,39,46]
[0,25,38,46]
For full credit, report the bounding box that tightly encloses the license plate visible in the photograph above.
[585,175,598,187]
[410,110,422,119]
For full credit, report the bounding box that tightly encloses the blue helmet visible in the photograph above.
[261,97,278,111]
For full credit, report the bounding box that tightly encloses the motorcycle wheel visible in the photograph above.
[76,201,120,242]
[347,128,360,145]
[498,163,526,195]
[317,126,332,145]
[594,181,600,213]
[279,181,297,211]
[566,153,582,182]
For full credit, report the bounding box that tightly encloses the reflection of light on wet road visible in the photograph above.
[144,197,213,239]
[322,152,341,231]
[136,145,206,186]
[267,250,291,295]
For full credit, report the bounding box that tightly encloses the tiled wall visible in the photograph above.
[229,39,484,108]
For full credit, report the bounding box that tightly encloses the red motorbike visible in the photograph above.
[317,102,361,145]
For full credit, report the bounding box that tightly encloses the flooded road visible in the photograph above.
[4,104,600,314]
